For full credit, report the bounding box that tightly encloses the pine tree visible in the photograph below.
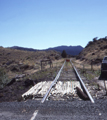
[61,50,67,58]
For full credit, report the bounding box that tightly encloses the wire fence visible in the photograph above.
[73,62,101,71]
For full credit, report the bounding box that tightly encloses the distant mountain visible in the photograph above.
[46,45,83,56]
[9,45,83,56]
[10,46,37,52]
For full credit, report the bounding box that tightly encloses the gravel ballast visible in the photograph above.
[0,98,107,120]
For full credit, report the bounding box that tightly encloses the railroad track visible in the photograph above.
[22,59,94,103]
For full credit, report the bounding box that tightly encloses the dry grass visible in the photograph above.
[72,58,101,80]
[74,61,101,71]
[0,47,61,66]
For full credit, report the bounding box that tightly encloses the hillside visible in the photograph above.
[0,46,61,65]
[0,46,61,84]
[46,45,83,56]
[77,37,107,64]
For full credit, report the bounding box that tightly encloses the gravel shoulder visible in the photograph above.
[0,98,107,120]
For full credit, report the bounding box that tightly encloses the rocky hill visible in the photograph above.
[77,37,107,64]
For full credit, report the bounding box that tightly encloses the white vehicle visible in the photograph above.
[101,56,107,73]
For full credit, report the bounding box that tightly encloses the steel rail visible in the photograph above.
[41,61,66,103]
[70,59,95,103]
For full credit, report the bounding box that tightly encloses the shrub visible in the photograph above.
[85,41,93,48]
[93,37,98,42]
[0,67,9,88]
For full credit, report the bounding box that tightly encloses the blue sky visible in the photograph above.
[0,0,107,49]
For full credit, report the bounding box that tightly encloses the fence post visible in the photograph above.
[104,80,107,95]
[83,64,84,71]
[91,61,93,71]
[41,61,42,70]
